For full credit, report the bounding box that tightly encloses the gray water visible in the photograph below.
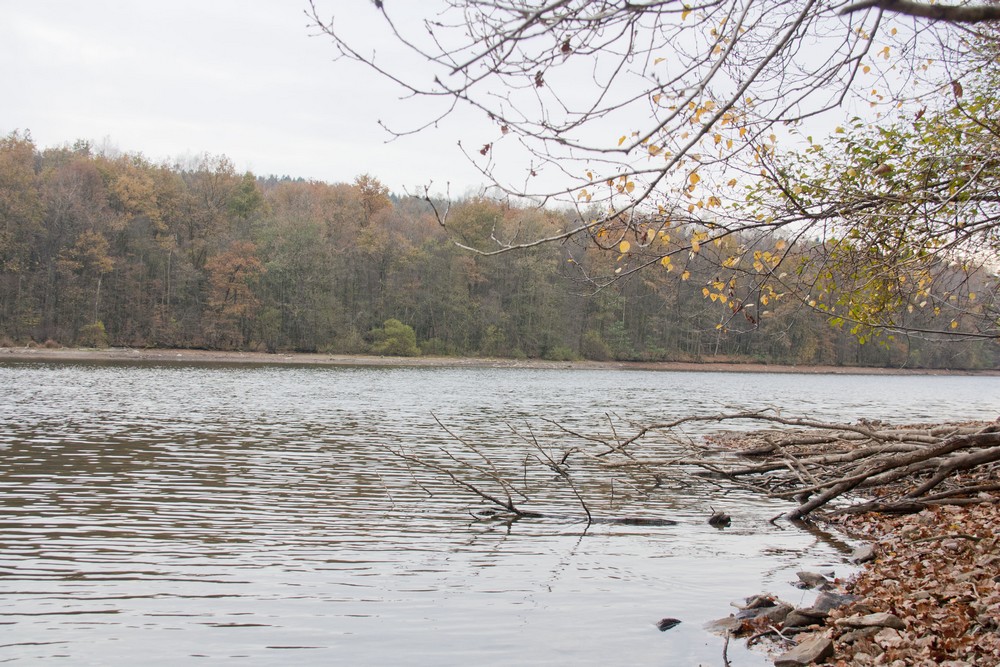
[1,361,996,665]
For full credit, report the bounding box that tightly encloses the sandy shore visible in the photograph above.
[1,346,994,375]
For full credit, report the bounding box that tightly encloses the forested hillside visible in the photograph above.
[1,132,995,368]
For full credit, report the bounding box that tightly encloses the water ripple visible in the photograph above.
[1,362,996,665]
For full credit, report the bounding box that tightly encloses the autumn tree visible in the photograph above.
[0,132,44,340]
[310,0,1000,342]
[203,241,266,348]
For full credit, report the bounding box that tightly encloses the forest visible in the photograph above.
[0,130,996,369]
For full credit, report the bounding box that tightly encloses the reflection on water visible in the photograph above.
[1,362,996,665]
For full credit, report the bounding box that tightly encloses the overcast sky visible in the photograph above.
[2,1,492,195]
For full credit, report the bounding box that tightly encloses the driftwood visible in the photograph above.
[390,411,999,523]
[603,412,1000,520]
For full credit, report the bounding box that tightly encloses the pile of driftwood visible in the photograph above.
[597,413,1000,521]
[389,412,1000,523]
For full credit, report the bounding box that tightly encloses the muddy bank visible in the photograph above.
[1,346,994,375]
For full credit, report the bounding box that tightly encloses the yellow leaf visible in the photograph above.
[775,239,786,250]
[690,239,700,253]
[969,292,977,301]
[625,181,635,194]
[618,135,627,146]
[681,270,690,281]
[661,256,673,269]
[727,178,737,187]
[689,173,701,186]
[682,8,691,20]
[654,57,666,65]
[951,320,958,329]
[702,287,711,297]
[648,144,662,156]
[619,240,631,253]
[863,65,871,74]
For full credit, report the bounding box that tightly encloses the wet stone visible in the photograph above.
[704,615,741,634]
[850,544,876,564]
[836,612,906,631]
[795,571,830,589]
[811,591,858,613]
[773,632,834,667]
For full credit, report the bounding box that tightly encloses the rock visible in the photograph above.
[773,632,834,667]
[737,602,792,623]
[850,544,876,564]
[838,626,880,644]
[874,627,903,649]
[811,591,857,613]
[704,615,741,634]
[795,571,830,589]
[758,603,793,624]
[742,594,776,609]
[783,607,828,628]
[708,510,731,527]
[655,617,681,631]
[835,612,906,630]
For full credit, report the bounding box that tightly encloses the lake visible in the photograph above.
[1,361,997,665]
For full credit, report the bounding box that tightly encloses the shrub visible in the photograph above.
[580,330,611,361]
[420,337,457,356]
[369,319,420,357]
[543,345,577,362]
[77,322,108,348]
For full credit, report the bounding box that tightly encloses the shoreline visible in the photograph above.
[1,346,996,376]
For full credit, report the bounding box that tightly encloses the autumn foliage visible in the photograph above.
[0,132,996,367]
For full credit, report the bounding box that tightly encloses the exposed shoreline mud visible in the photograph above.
[1,346,996,375]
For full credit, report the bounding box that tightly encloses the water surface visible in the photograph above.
[1,362,996,665]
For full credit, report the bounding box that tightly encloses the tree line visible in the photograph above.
[0,131,995,369]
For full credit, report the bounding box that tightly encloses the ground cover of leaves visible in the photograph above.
[820,500,1000,666]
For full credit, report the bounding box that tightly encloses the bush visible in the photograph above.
[420,337,457,356]
[369,319,420,357]
[77,322,108,348]
[543,345,577,361]
[579,330,611,361]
